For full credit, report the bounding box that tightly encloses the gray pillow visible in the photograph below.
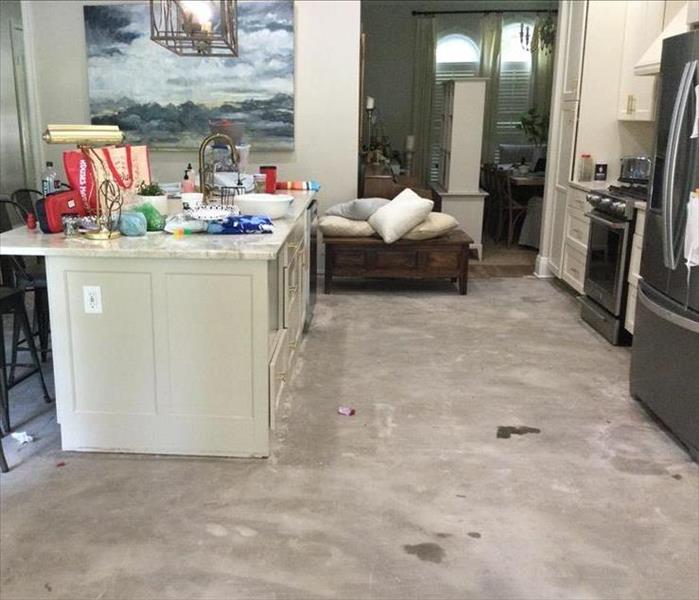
[325,197,390,221]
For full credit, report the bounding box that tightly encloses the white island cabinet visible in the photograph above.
[0,191,315,458]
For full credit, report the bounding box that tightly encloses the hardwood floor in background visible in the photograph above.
[470,236,536,278]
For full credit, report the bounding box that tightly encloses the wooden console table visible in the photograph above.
[323,229,473,295]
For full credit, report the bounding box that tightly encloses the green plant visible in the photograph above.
[532,15,556,55]
[137,181,165,196]
[517,107,549,148]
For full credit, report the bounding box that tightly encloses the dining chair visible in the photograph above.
[0,197,52,370]
[0,371,8,473]
[496,170,529,247]
[481,164,501,240]
[10,189,42,218]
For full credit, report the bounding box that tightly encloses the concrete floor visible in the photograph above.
[1,278,698,600]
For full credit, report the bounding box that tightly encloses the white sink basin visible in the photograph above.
[235,194,294,219]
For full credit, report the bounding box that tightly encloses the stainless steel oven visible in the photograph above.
[584,211,632,315]
[579,188,641,345]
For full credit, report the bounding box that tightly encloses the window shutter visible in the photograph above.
[494,61,532,162]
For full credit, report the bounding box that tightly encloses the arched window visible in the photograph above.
[436,34,480,64]
[500,22,533,64]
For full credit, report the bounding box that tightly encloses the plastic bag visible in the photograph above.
[119,211,147,236]
[207,215,274,235]
[131,202,165,231]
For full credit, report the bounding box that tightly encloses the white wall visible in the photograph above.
[22,0,360,211]
[0,1,26,195]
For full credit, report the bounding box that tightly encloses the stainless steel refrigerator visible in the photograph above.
[630,30,699,460]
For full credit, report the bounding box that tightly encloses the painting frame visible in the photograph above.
[83,1,295,151]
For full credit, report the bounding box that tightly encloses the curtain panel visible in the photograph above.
[411,15,436,183]
[530,17,555,117]
[479,13,503,164]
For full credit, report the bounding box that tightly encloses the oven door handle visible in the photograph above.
[585,212,629,230]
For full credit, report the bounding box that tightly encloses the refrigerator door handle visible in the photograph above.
[638,287,699,334]
[662,60,698,270]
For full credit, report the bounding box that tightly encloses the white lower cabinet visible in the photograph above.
[625,206,646,334]
[561,187,590,293]
[269,235,308,429]
[269,328,290,430]
[562,241,587,293]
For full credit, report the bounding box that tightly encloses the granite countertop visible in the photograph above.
[0,191,316,261]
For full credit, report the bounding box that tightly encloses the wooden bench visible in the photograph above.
[323,229,473,295]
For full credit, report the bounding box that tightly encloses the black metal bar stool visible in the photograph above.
[0,196,52,367]
[0,286,53,473]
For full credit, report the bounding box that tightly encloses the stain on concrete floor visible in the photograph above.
[496,425,542,439]
[403,543,445,563]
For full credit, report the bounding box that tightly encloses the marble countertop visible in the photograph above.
[568,179,614,192]
[0,191,316,261]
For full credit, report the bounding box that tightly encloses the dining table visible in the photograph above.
[509,173,546,187]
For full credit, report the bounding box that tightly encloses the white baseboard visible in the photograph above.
[534,255,556,278]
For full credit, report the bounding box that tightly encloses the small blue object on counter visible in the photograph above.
[207,215,275,235]
[119,212,147,236]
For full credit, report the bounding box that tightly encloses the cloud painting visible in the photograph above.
[84,1,294,150]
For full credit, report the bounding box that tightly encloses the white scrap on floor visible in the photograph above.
[10,432,35,445]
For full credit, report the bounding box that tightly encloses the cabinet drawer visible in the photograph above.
[269,327,290,430]
[625,283,638,335]
[284,220,305,266]
[566,211,589,249]
[562,242,587,294]
[283,245,304,326]
[286,292,304,371]
[567,188,588,216]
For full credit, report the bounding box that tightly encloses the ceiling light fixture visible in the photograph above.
[150,0,239,57]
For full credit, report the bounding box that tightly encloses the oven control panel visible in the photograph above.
[586,193,634,220]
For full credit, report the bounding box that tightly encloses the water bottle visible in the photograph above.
[41,161,59,196]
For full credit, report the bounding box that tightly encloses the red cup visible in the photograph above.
[259,166,277,194]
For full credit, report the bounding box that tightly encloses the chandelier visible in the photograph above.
[150,0,239,57]
[519,22,531,52]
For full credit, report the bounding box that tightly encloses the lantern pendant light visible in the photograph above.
[150,0,239,57]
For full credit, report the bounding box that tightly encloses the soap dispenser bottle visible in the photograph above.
[182,169,195,193]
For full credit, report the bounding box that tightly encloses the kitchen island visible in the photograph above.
[0,191,315,457]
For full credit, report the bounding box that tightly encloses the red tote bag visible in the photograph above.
[63,149,98,212]
[63,145,152,211]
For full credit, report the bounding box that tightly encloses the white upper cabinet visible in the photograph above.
[618,1,665,120]
[689,1,699,25]
[635,2,691,76]
[561,0,588,102]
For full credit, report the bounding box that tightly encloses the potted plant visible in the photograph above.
[517,107,550,169]
[134,181,168,215]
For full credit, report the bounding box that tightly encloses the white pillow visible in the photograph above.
[325,198,390,220]
[403,212,458,240]
[368,188,434,244]
[318,215,375,237]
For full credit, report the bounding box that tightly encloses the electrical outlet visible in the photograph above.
[83,285,102,314]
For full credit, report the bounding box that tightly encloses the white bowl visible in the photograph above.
[235,194,294,219]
